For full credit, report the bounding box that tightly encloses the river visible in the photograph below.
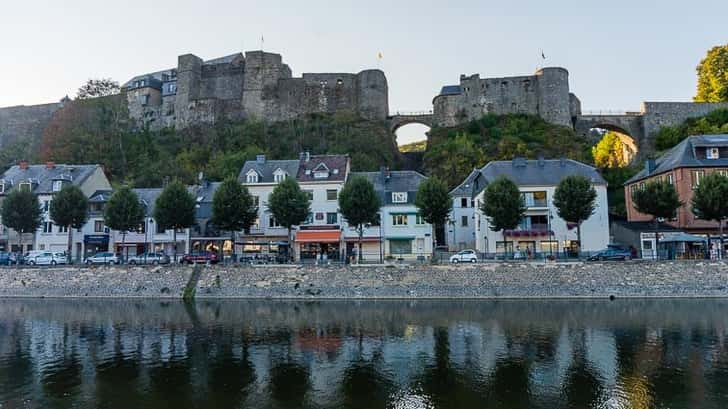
[0,298,727,408]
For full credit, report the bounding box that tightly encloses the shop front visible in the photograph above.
[84,234,110,258]
[295,227,342,263]
[503,229,556,258]
[344,236,383,263]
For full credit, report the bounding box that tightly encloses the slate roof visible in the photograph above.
[450,169,480,197]
[0,164,101,195]
[472,158,606,196]
[238,158,299,184]
[88,190,113,203]
[625,134,728,184]
[204,53,243,65]
[132,188,163,217]
[351,170,427,205]
[439,85,461,96]
[297,155,349,182]
[123,70,173,90]
[189,182,221,219]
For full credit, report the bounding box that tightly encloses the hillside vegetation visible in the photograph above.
[655,109,728,151]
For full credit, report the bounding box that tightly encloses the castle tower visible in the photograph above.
[355,69,389,120]
[535,67,572,127]
[174,54,203,128]
[242,51,291,120]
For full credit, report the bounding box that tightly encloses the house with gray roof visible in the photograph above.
[347,169,433,261]
[447,169,480,250]
[468,158,609,255]
[0,161,110,256]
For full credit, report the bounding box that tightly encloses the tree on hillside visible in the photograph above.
[267,178,310,261]
[77,78,120,100]
[1,190,42,265]
[338,176,381,263]
[415,177,452,246]
[553,176,598,255]
[211,179,258,261]
[154,181,196,262]
[592,131,628,168]
[104,186,144,262]
[695,44,728,103]
[479,177,526,255]
[49,185,89,263]
[631,180,682,260]
[691,172,728,257]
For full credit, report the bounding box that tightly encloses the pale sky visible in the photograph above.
[1,0,726,144]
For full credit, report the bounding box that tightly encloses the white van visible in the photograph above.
[26,252,67,266]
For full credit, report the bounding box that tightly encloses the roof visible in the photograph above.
[472,158,606,196]
[297,155,349,182]
[238,158,299,184]
[351,170,427,205]
[204,53,243,65]
[88,190,113,203]
[660,232,706,243]
[626,134,728,184]
[122,69,174,89]
[0,164,102,195]
[450,169,480,196]
[132,188,163,217]
[439,85,461,96]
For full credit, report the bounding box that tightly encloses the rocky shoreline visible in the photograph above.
[0,261,727,299]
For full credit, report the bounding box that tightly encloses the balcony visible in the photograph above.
[524,199,548,208]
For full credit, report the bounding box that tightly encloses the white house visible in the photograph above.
[347,169,434,262]
[471,158,609,256]
[0,161,111,257]
[447,169,479,251]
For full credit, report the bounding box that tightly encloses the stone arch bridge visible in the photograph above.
[387,112,434,133]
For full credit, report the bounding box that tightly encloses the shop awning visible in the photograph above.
[295,230,341,243]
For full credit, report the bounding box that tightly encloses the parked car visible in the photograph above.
[0,252,19,265]
[26,252,67,266]
[587,247,632,261]
[127,252,171,265]
[180,251,219,264]
[84,252,120,265]
[23,250,46,264]
[450,249,478,263]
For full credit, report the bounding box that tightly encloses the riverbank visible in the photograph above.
[1,261,728,299]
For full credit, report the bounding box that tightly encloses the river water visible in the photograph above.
[0,298,727,408]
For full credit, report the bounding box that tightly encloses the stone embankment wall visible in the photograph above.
[1,261,727,299]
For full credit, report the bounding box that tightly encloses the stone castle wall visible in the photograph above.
[0,102,62,147]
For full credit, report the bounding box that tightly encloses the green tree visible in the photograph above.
[338,176,381,263]
[553,176,598,254]
[154,181,196,262]
[104,186,144,262]
[691,172,728,255]
[631,180,682,259]
[695,44,728,103]
[76,78,120,100]
[479,177,526,255]
[49,185,89,263]
[1,189,42,264]
[592,131,627,168]
[267,178,310,261]
[211,179,258,261]
[415,177,453,246]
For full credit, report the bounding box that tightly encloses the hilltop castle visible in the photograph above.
[123,51,389,130]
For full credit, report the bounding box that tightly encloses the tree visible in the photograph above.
[415,177,452,246]
[49,185,89,263]
[1,189,42,265]
[104,186,144,262]
[76,78,120,100]
[211,179,258,261]
[691,172,728,256]
[154,181,196,262]
[553,176,598,255]
[267,178,310,261]
[695,44,728,103]
[479,177,526,255]
[592,131,628,168]
[338,176,381,263]
[631,180,682,259]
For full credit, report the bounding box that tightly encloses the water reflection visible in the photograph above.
[0,299,727,408]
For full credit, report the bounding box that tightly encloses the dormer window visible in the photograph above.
[392,192,408,203]
[245,169,259,184]
[273,169,287,183]
[52,180,63,192]
[707,148,720,159]
[19,182,32,192]
[313,163,330,179]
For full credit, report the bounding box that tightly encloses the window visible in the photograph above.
[666,174,674,185]
[461,215,468,227]
[273,169,286,183]
[252,196,260,208]
[691,170,705,188]
[169,83,177,93]
[246,171,258,183]
[136,223,145,234]
[392,214,408,226]
[19,182,31,192]
[304,213,313,225]
[42,222,52,233]
[140,94,149,106]
[94,221,105,233]
[304,190,314,200]
[326,212,338,224]
[460,197,468,208]
[416,214,425,225]
[639,182,645,190]
[58,225,68,233]
[522,191,547,207]
[389,239,412,255]
[314,170,329,179]
[269,216,281,228]
[718,170,728,178]
[157,223,166,234]
[0,182,4,194]
[326,189,338,201]
[707,148,720,159]
[540,241,558,254]
[52,180,62,192]
[43,201,50,212]
[392,192,408,203]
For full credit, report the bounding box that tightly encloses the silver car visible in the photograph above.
[84,252,120,265]
[27,252,68,266]
[127,252,170,265]
[449,249,478,263]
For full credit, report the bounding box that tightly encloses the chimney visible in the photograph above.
[46,161,55,169]
[18,160,29,170]
[645,159,656,175]
[256,154,266,164]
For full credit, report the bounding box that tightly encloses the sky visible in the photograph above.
[1,0,726,145]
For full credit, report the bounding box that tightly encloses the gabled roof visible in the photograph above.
[351,170,427,205]
[0,164,102,195]
[472,158,606,196]
[132,188,164,217]
[297,155,349,182]
[450,169,480,197]
[626,134,728,184]
[238,159,299,184]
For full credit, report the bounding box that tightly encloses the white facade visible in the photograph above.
[448,195,476,251]
[474,184,610,255]
[111,217,190,261]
